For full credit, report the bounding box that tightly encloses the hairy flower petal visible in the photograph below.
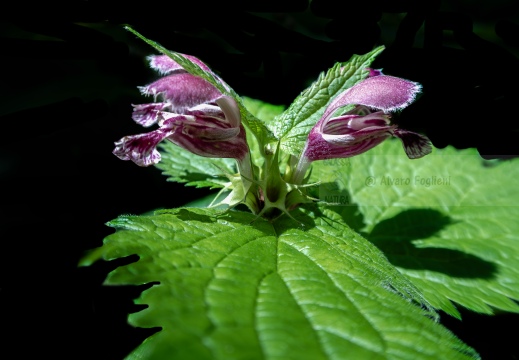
[139,73,222,113]
[113,125,176,166]
[147,54,211,75]
[131,103,169,127]
[323,75,422,119]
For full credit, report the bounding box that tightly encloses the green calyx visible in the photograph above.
[227,141,318,222]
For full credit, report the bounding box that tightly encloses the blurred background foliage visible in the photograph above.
[1,1,518,359]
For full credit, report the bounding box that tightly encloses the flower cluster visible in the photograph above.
[113,52,432,217]
[113,55,249,167]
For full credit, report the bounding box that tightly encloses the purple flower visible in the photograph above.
[293,73,431,183]
[113,54,249,167]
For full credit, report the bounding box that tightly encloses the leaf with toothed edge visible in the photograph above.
[80,205,480,360]
[76,31,519,357]
[310,138,519,319]
[155,141,236,189]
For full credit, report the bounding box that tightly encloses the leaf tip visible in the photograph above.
[77,247,104,267]
[124,25,137,35]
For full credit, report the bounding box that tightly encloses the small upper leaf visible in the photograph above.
[270,46,385,156]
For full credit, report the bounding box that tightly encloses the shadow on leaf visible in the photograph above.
[315,182,367,232]
[278,205,318,230]
[366,208,496,279]
[158,208,218,223]
[325,191,497,279]
[159,207,266,227]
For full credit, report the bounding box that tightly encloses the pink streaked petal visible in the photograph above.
[329,136,389,158]
[322,114,359,135]
[393,129,433,159]
[147,54,211,75]
[323,112,391,134]
[304,128,391,161]
[323,75,422,118]
[159,113,195,127]
[167,124,248,160]
[321,125,393,146]
[347,105,372,116]
[131,103,169,127]
[147,55,184,75]
[113,127,175,167]
[183,123,240,141]
[139,73,222,113]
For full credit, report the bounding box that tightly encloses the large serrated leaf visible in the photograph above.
[81,206,479,359]
[125,26,276,145]
[310,139,519,318]
[155,141,236,189]
[270,46,384,156]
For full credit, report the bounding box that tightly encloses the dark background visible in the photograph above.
[1,1,519,359]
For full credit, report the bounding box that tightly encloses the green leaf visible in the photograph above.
[270,46,385,156]
[82,206,479,359]
[155,141,236,189]
[241,96,286,128]
[125,26,276,146]
[241,97,286,167]
[311,139,519,318]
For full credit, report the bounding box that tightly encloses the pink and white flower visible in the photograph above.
[113,55,248,167]
[293,71,432,183]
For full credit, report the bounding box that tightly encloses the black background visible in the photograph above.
[1,1,519,359]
